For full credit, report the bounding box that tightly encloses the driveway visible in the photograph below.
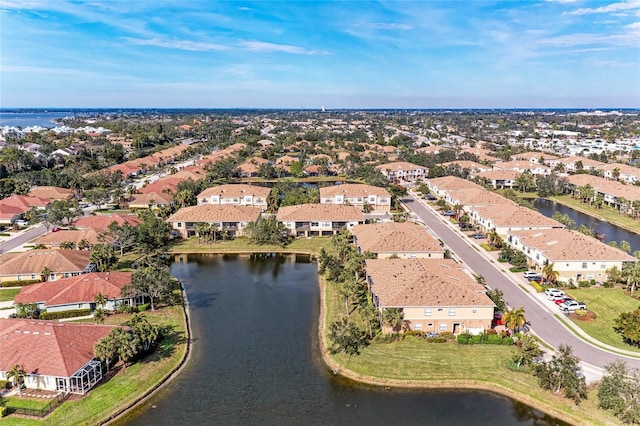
[403,192,640,372]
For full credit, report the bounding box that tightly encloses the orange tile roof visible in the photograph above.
[167,204,262,223]
[475,169,521,181]
[15,272,132,306]
[375,161,426,172]
[365,259,494,308]
[427,176,482,191]
[352,222,443,254]
[73,214,141,232]
[198,184,271,199]
[276,203,365,222]
[34,228,107,246]
[0,249,92,276]
[0,318,116,377]
[128,192,173,207]
[473,204,563,228]
[508,229,638,262]
[0,195,50,212]
[565,174,640,201]
[139,177,184,195]
[319,183,391,198]
[27,186,74,200]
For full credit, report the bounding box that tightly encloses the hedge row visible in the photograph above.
[1,279,42,288]
[40,309,91,320]
[457,334,514,345]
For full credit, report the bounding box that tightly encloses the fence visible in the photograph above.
[6,393,66,417]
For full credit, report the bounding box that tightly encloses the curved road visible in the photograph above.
[403,193,640,371]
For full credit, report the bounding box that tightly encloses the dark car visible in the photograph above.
[425,194,437,200]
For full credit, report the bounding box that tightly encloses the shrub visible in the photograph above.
[404,330,425,338]
[116,304,133,314]
[426,337,447,343]
[502,337,515,345]
[373,333,403,344]
[0,406,7,418]
[602,281,616,288]
[575,309,587,317]
[1,279,42,288]
[440,331,456,340]
[578,280,592,288]
[40,309,90,320]
[509,266,528,273]
[0,233,11,237]
[480,243,493,251]
[138,303,150,312]
[530,281,544,292]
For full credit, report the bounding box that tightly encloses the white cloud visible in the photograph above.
[569,0,640,15]
[239,40,327,55]
[124,37,230,51]
[366,22,414,30]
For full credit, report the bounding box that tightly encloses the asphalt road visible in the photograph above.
[403,193,640,370]
[0,224,46,253]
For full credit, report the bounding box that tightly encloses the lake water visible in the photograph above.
[0,111,73,128]
[118,253,566,426]
[532,198,640,252]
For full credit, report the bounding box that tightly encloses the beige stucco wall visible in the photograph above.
[397,306,493,334]
[376,251,445,259]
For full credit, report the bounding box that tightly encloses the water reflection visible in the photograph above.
[119,254,568,426]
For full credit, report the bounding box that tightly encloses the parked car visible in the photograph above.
[527,275,542,282]
[442,210,456,216]
[555,297,574,305]
[14,220,28,228]
[492,312,503,327]
[545,288,565,300]
[559,300,586,312]
[472,233,485,239]
[424,194,437,201]
[523,271,539,279]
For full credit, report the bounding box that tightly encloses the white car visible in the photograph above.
[545,289,565,300]
[524,271,538,278]
[559,300,586,312]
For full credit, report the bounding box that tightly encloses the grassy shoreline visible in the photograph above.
[546,195,640,235]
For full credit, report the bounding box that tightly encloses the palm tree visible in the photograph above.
[383,308,404,333]
[7,364,26,396]
[41,266,51,282]
[622,262,640,296]
[503,307,527,334]
[94,335,117,372]
[542,263,560,287]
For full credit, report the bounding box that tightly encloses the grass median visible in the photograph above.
[0,287,20,302]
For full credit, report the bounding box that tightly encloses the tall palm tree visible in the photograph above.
[94,335,118,372]
[503,307,527,334]
[622,262,640,296]
[383,308,404,333]
[41,266,51,282]
[7,364,26,396]
[542,263,560,287]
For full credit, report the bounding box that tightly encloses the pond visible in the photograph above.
[532,198,640,252]
[118,253,566,426]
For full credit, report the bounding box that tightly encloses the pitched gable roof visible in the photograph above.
[0,250,91,276]
[27,186,74,200]
[198,184,271,199]
[167,204,262,223]
[352,222,443,254]
[73,214,141,232]
[319,183,390,198]
[276,204,364,222]
[0,319,115,377]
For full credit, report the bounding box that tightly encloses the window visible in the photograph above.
[587,274,593,280]
[177,222,182,228]
[31,274,36,280]
[414,323,422,331]
[427,323,434,327]
[424,309,432,316]
[439,323,447,332]
[472,308,477,314]
[311,222,319,227]
[582,262,587,269]
[601,264,606,269]
[437,308,443,312]
[449,308,456,317]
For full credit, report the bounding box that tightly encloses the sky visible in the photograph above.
[1,0,639,109]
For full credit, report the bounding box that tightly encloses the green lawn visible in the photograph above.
[549,195,640,235]
[322,275,622,425]
[3,396,53,410]
[565,287,640,352]
[0,287,20,302]
[0,305,188,426]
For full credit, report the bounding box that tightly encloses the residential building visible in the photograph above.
[197,184,271,211]
[127,191,173,210]
[167,204,262,238]
[601,163,640,184]
[365,258,494,334]
[376,161,428,182]
[475,170,520,189]
[352,222,444,259]
[27,186,74,200]
[470,203,563,237]
[507,229,638,283]
[0,318,114,394]
[14,272,139,313]
[33,228,106,249]
[277,204,364,237]
[426,176,480,197]
[73,214,141,233]
[0,194,50,217]
[0,249,94,283]
[319,183,391,213]
[565,174,640,209]
[0,204,24,226]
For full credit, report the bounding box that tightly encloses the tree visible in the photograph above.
[90,244,118,272]
[7,364,26,396]
[486,288,506,312]
[551,212,575,228]
[125,313,161,352]
[503,307,527,334]
[85,188,111,211]
[14,303,39,319]
[40,266,51,282]
[135,210,171,265]
[173,189,195,208]
[111,327,140,368]
[532,344,587,404]
[512,334,542,367]
[106,222,139,257]
[328,317,368,356]
[622,262,640,295]
[542,263,560,287]
[94,292,106,309]
[244,218,290,247]
[598,360,640,423]
[94,308,106,324]
[383,308,404,333]
[360,302,379,340]
[123,266,174,311]
[614,306,640,347]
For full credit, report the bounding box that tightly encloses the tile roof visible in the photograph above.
[473,204,563,228]
[511,152,561,162]
[375,161,426,172]
[565,174,640,201]
[0,204,24,220]
[352,222,443,254]
[276,203,365,222]
[27,186,74,200]
[128,192,173,206]
[15,272,132,306]
[0,318,115,377]
[73,214,141,232]
[365,259,494,308]
[475,169,521,181]
[427,176,482,191]
[319,183,391,198]
[447,188,515,207]
[198,184,271,199]
[442,160,489,170]
[34,228,107,246]
[167,204,262,223]
[508,229,638,262]
[139,177,184,195]
[0,249,92,276]
[0,195,50,212]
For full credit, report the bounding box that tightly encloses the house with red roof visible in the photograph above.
[14,272,138,313]
[73,213,141,233]
[0,249,94,283]
[0,318,115,394]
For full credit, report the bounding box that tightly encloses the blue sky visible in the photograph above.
[1,0,639,108]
